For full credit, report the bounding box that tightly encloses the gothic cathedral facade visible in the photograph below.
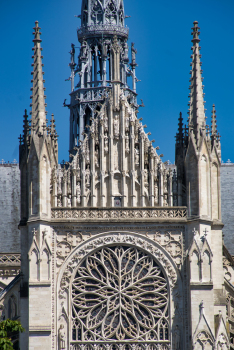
[3,0,234,349]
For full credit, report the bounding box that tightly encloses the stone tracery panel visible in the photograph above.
[71,245,169,342]
[56,232,181,350]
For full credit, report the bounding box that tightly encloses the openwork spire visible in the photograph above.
[80,0,125,29]
[30,21,47,135]
[188,21,206,142]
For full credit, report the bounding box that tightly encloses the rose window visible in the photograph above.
[71,245,169,343]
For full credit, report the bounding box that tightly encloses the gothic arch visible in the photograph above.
[56,231,181,350]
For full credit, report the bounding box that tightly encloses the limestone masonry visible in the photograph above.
[0,1,233,349]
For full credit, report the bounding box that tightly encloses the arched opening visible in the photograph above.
[84,107,92,134]
[190,250,200,282]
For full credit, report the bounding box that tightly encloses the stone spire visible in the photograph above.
[188,21,206,142]
[30,21,47,135]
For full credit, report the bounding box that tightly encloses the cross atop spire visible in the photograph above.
[30,21,47,135]
[188,21,206,143]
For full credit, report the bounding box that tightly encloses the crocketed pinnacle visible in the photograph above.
[188,21,206,142]
[211,104,217,140]
[23,109,29,144]
[30,21,47,135]
[176,112,184,145]
[211,104,221,151]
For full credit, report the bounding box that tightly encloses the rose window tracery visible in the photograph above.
[71,245,170,344]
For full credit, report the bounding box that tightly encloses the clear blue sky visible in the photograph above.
[0,0,233,164]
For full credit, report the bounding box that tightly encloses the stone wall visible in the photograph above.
[221,162,234,256]
[0,163,20,253]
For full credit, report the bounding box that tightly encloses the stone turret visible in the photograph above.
[175,21,221,220]
[18,22,58,348]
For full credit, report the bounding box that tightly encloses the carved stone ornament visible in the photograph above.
[194,330,214,348]
[58,231,178,298]
[217,333,229,350]
[51,207,187,220]
[154,231,182,268]
[57,232,180,350]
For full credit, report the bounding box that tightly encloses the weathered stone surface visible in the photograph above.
[221,163,234,255]
[0,164,20,253]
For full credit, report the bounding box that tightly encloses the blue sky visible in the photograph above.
[0,0,233,164]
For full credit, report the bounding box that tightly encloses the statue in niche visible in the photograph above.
[125,116,129,128]
[58,324,66,350]
[70,43,75,65]
[95,149,99,167]
[174,325,180,350]
[124,41,128,60]
[139,123,144,134]
[135,146,139,165]
[86,188,91,204]
[57,195,62,207]
[104,136,108,153]
[114,115,119,138]
[130,111,135,123]
[131,42,137,64]
[81,40,88,58]
[164,193,168,206]
[104,115,108,129]
[154,183,158,204]
[76,182,81,204]
[77,166,81,181]
[144,169,148,183]
[125,134,130,153]
[120,91,125,101]
[86,165,90,187]
[67,194,71,207]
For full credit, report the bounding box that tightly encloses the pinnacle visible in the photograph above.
[211,104,218,142]
[188,21,206,143]
[30,21,47,135]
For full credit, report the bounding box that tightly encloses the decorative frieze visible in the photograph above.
[51,207,187,220]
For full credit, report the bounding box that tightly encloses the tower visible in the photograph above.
[60,0,175,209]
[18,21,58,348]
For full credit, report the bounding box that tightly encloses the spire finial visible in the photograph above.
[191,21,200,44]
[33,21,42,43]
